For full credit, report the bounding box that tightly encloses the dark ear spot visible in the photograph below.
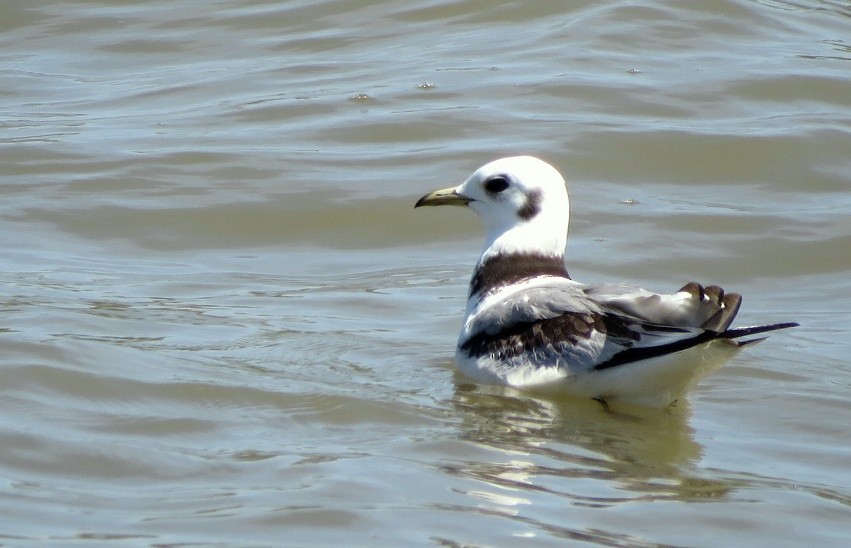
[517,189,542,220]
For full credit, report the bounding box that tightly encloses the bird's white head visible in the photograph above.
[416,156,570,260]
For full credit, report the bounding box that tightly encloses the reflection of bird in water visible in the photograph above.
[447,381,734,510]
[417,156,797,406]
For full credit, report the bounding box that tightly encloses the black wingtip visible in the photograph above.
[721,322,799,340]
[734,336,769,348]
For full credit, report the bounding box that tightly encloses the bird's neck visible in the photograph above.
[468,207,570,304]
[481,208,568,258]
[468,252,569,300]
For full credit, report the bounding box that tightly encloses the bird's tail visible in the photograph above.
[720,322,799,346]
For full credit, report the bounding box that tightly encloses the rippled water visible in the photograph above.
[1,0,849,545]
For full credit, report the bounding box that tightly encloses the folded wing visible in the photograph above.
[460,279,789,375]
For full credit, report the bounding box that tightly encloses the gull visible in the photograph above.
[415,156,797,406]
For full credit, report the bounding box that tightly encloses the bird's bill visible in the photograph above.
[414,187,472,208]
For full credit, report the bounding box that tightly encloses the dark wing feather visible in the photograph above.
[461,278,796,374]
[594,315,716,370]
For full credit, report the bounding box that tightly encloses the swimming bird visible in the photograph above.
[415,156,797,406]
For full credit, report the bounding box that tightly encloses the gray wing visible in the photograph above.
[461,279,740,373]
[583,281,742,332]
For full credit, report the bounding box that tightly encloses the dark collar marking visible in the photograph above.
[470,253,569,297]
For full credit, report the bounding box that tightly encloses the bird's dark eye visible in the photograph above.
[484,176,510,194]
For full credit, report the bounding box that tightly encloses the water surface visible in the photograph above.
[1,0,849,545]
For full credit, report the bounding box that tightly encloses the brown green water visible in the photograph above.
[1,0,849,545]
